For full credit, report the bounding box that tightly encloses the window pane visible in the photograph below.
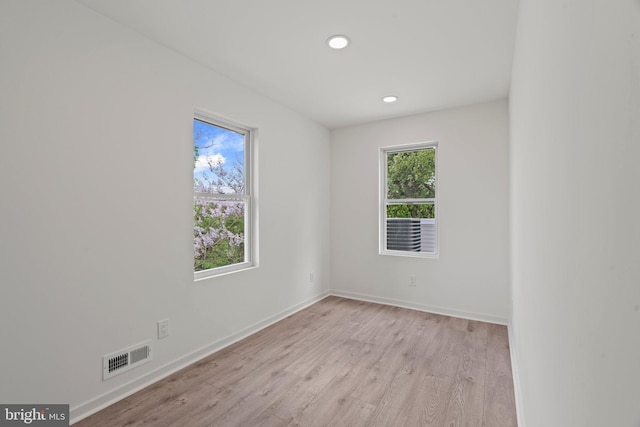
[194,198,245,271]
[193,114,253,277]
[386,204,436,252]
[387,148,435,199]
[194,119,245,195]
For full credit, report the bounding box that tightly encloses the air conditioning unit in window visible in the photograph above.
[387,218,422,251]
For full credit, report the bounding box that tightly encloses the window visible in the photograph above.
[193,113,254,279]
[380,142,438,257]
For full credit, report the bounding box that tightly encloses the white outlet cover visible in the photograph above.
[158,319,169,339]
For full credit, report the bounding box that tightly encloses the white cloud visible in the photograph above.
[194,153,226,174]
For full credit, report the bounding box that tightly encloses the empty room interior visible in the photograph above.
[1,1,639,426]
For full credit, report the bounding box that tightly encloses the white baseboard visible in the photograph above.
[70,290,330,424]
[330,289,509,325]
[507,322,526,427]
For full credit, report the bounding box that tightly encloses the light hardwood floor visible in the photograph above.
[75,296,517,426]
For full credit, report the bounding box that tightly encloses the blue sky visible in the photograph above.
[193,119,244,188]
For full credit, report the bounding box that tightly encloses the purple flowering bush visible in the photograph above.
[193,199,244,271]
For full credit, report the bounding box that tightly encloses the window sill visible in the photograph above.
[194,262,257,282]
[379,250,439,259]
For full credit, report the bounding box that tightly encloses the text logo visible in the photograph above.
[1,405,68,426]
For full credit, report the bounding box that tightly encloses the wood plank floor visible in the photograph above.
[75,296,517,426]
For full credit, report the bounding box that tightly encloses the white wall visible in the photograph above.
[510,0,640,426]
[331,100,510,322]
[0,1,330,421]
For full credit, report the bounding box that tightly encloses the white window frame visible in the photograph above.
[379,141,439,258]
[194,112,256,281]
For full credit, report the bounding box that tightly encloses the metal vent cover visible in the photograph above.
[103,340,152,380]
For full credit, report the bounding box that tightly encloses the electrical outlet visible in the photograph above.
[409,275,416,287]
[310,272,314,284]
[158,319,169,339]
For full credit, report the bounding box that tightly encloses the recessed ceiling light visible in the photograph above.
[382,96,398,103]
[327,35,350,49]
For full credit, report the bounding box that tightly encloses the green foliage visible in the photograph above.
[387,204,434,219]
[387,148,435,199]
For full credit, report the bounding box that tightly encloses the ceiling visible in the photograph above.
[77,0,520,129]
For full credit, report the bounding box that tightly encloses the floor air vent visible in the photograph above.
[103,341,152,380]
